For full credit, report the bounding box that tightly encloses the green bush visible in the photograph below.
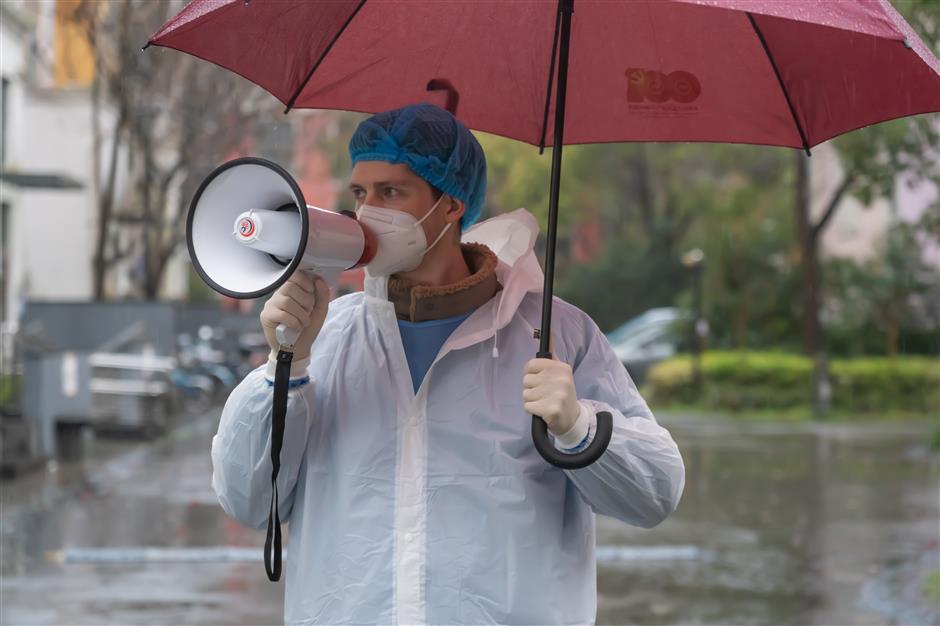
[646,351,940,416]
[831,357,940,413]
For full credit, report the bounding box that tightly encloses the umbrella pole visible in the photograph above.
[531,0,613,470]
[537,0,572,354]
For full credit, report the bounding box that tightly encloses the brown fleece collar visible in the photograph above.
[387,243,502,322]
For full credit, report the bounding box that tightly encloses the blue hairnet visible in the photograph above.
[349,103,487,231]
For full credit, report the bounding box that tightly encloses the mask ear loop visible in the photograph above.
[416,193,454,255]
[423,221,452,254]
[415,192,447,226]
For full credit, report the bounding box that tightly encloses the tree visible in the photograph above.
[796,0,940,356]
[787,0,940,414]
[694,149,797,350]
[75,0,273,299]
[825,216,940,357]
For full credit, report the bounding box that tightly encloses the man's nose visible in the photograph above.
[363,191,382,206]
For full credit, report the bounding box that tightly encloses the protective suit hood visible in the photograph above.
[364,208,544,357]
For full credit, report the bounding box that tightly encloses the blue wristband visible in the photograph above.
[561,424,593,453]
[264,376,310,389]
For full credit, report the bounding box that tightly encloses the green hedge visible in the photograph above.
[646,351,940,415]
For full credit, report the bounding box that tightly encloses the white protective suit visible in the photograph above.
[211,208,686,625]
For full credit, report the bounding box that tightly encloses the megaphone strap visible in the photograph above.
[264,348,293,581]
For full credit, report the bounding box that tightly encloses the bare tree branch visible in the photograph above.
[811,173,856,242]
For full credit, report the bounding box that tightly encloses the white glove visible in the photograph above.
[260,272,330,361]
[522,356,589,447]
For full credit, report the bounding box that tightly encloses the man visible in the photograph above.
[212,103,685,625]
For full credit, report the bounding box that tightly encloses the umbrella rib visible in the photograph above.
[746,13,812,156]
[284,0,368,113]
[539,6,563,154]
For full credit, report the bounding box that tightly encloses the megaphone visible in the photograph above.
[187,156,378,581]
[187,157,376,347]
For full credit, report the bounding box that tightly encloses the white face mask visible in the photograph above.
[355,193,452,277]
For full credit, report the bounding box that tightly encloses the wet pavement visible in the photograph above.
[1,409,937,625]
[595,416,939,626]
[1,411,284,626]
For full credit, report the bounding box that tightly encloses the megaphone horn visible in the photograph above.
[187,156,376,346]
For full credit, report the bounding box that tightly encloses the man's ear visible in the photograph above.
[446,196,465,225]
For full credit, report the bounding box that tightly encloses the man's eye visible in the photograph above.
[384,188,400,198]
[351,188,365,199]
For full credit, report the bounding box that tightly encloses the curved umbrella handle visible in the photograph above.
[531,411,613,470]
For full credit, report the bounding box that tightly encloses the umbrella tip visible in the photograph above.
[141,42,151,52]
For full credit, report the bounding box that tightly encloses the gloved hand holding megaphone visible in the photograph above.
[259,271,331,362]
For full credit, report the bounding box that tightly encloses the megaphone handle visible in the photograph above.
[276,323,300,348]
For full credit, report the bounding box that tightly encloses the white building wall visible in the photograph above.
[14,89,97,301]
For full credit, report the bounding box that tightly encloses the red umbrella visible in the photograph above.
[147,0,940,469]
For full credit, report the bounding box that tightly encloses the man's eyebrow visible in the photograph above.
[348,179,416,189]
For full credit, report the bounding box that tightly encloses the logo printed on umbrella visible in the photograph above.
[626,68,701,118]
[626,68,701,103]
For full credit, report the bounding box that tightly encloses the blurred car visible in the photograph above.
[605,307,691,384]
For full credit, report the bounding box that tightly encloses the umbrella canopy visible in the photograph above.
[148,0,940,151]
